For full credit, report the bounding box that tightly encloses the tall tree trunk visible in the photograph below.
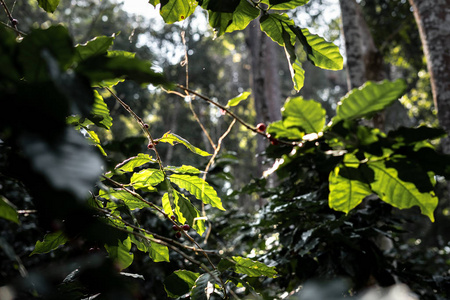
[408,0,450,154]
[339,0,385,128]
[246,20,282,161]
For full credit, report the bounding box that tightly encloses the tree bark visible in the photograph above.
[340,0,385,129]
[408,0,450,153]
[339,0,384,90]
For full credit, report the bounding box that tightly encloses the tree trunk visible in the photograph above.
[339,0,385,129]
[408,0,450,153]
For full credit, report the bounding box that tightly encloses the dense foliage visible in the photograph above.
[1,0,449,299]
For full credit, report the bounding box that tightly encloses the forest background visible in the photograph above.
[0,0,449,299]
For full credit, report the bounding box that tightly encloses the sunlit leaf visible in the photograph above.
[232,256,277,278]
[160,0,198,23]
[85,130,107,156]
[332,79,407,124]
[224,0,259,34]
[283,27,305,91]
[329,166,373,213]
[262,0,309,10]
[369,160,438,222]
[0,196,20,224]
[169,174,225,210]
[267,120,304,140]
[115,153,156,173]
[88,90,113,129]
[164,165,201,175]
[159,132,211,156]
[130,169,165,190]
[290,26,343,70]
[174,191,206,236]
[99,188,150,210]
[105,236,134,270]
[282,97,326,133]
[164,270,200,298]
[260,14,295,46]
[37,0,60,13]
[130,233,169,262]
[74,35,115,62]
[30,231,68,256]
[226,91,251,107]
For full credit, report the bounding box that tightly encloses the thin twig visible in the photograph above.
[0,0,21,37]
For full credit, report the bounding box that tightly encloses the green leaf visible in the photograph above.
[0,196,20,224]
[164,270,200,298]
[130,233,169,262]
[283,27,305,91]
[282,97,326,133]
[164,165,201,175]
[267,120,304,140]
[232,256,277,278]
[290,26,343,70]
[115,153,156,173]
[130,169,165,190]
[260,14,295,46]
[263,0,309,10]
[37,0,60,13]
[159,132,211,156]
[99,188,150,210]
[85,130,107,156]
[162,192,175,218]
[174,191,206,236]
[226,91,251,107]
[18,26,74,82]
[30,231,68,256]
[148,238,170,262]
[75,52,169,87]
[88,90,113,129]
[190,271,220,300]
[332,79,407,124]
[169,174,225,211]
[160,0,198,23]
[105,236,134,270]
[74,35,115,63]
[328,166,373,213]
[369,160,438,222]
[224,0,260,34]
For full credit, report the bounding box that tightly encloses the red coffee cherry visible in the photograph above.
[256,123,266,132]
[175,231,182,239]
[182,224,190,231]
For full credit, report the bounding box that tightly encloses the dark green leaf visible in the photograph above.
[30,231,68,255]
[18,26,74,82]
[0,196,20,224]
[169,174,225,210]
[190,271,220,300]
[164,270,200,298]
[388,126,446,144]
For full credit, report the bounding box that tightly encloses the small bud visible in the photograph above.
[143,123,149,129]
